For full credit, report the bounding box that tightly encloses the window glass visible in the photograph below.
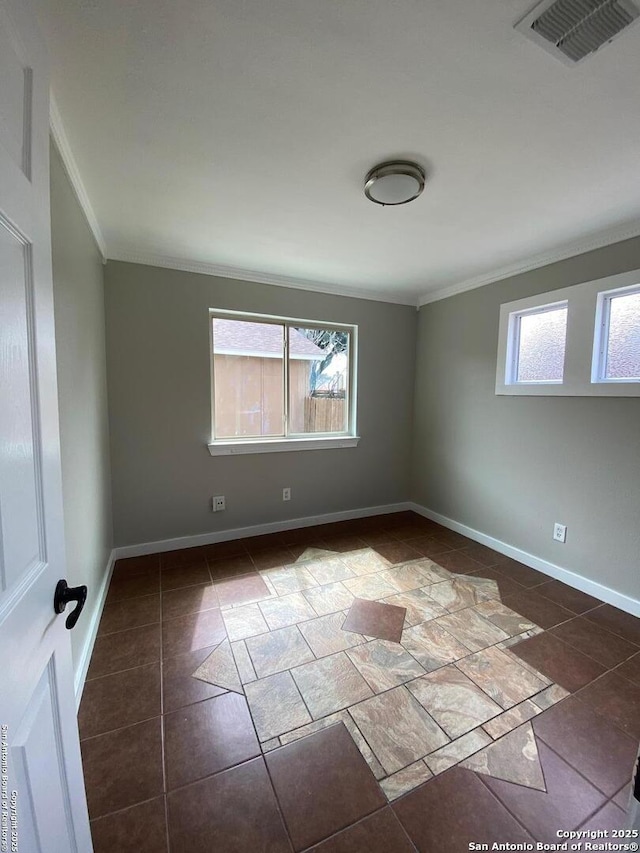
[288,327,349,434]
[516,306,567,383]
[604,290,640,380]
[213,318,284,438]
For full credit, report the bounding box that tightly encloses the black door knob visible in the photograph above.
[54,580,88,630]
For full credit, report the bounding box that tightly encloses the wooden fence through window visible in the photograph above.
[303,393,346,433]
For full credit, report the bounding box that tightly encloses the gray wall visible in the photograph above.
[105,262,417,546]
[412,237,640,601]
[50,141,113,670]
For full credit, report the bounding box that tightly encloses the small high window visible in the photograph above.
[593,285,640,383]
[495,269,640,398]
[508,303,568,385]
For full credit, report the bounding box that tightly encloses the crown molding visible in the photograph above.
[107,249,419,306]
[417,218,640,307]
[46,96,640,308]
[49,93,107,259]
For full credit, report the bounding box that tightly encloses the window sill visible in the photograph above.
[207,436,361,456]
[495,381,640,397]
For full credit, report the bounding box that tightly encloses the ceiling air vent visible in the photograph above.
[515,0,640,63]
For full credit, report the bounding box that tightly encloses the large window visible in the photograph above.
[209,310,358,454]
[496,270,640,397]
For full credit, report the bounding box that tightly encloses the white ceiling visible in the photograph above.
[36,0,640,305]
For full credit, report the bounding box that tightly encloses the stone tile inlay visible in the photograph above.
[230,640,257,684]
[298,611,364,657]
[264,565,317,595]
[498,627,544,648]
[349,686,449,774]
[244,671,311,741]
[86,515,603,838]
[222,603,269,642]
[407,666,503,738]
[531,684,570,710]
[292,652,373,719]
[474,599,539,637]
[436,610,510,652]
[461,722,546,792]
[303,582,356,617]
[340,548,391,576]
[483,700,542,739]
[258,592,317,630]
[278,713,386,780]
[295,547,336,563]
[428,577,495,612]
[425,728,492,776]
[245,625,314,678]
[380,563,442,593]
[112,532,582,813]
[305,556,355,585]
[344,573,399,601]
[457,647,549,709]
[403,558,452,585]
[380,760,433,802]
[191,638,242,694]
[346,639,426,692]
[342,598,406,643]
[383,589,447,627]
[401,621,470,671]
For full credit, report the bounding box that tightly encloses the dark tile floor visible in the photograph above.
[78,511,640,852]
[342,598,406,643]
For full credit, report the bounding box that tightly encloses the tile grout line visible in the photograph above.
[88,574,567,732]
[545,622,640,669]
[234,579,562,741]
[85,522,636,846]
[472,720,619,843]
[81,658,161,689]
[571,673,639,737]
[219,661,299,853]
[159,753,266,798]
[297,805,418,853]
[88,794,168,827]
[260,750,305,852]
[533,723,631,801]
[159,596,172,853]
[80,710,164,744]
[470,766,545,842]
[244,601,571,787]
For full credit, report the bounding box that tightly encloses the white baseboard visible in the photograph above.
[409,502,640,618]
[109,498,639,617]
[74,549,116,708]
[113,502,412,560]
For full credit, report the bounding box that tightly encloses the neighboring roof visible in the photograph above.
[213,319,324,360]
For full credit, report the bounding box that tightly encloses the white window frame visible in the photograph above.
[496,269,640,397]
[505,300,569,387]
[591,282,640,384]
[208,308,359,456]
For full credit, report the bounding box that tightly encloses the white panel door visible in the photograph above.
[0,0,93,850]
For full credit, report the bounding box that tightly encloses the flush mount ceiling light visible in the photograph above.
[364,160,426,206]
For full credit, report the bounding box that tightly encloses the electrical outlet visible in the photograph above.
[282,487,291,501]
[553,522,566,543]
[212,495,226,512]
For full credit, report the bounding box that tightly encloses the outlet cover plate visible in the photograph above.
[553,522,566,543]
